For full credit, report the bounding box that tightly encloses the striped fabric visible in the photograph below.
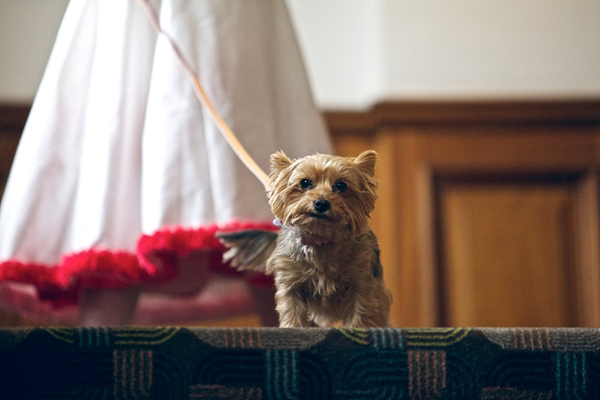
[1,327,600,399]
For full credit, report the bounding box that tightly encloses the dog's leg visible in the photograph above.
[312,314,331,328]
[344,308,388,328]
[275,287,310,327]
[343,286,390,328]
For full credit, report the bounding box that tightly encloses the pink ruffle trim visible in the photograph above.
[0,220,278,307]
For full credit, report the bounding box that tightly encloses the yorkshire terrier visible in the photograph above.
[217,150,391,328]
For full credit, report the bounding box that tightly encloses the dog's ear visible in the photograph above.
[355,150,377,176]
[270,151,292,176]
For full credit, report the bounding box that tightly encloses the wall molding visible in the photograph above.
[0,104,30,132]
[324,99,600,136]
[2,99,600,136]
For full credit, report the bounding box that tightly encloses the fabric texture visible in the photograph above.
[2,326,599,399]
[0,0,331,320]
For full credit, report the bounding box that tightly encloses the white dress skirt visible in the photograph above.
[0,0,331,324]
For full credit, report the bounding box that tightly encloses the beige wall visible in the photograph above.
[0,0,68,103]
[289,0,600,108]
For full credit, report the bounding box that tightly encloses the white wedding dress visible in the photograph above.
[0,0,331,324]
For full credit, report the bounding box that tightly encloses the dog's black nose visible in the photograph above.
[313,199,330,213]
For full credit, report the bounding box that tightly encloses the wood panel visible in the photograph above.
[0,105,31,326]
[0,105,28,200]
[327,100,600,328]
[440,182,576,327]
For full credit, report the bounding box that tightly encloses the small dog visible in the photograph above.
[218,150,391,328]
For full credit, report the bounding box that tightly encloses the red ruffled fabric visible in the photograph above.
[0,261,77,307]
[0,220,278,307]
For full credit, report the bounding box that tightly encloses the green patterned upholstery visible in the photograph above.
[1,327,599,399]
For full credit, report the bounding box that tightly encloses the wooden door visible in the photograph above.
[439,177,579,326]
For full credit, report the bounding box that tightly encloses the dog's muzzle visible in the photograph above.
[313,198,330,214]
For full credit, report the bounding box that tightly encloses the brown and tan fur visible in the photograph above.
[266,150,391,328]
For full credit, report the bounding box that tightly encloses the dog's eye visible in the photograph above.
[333,181,347,193]
[300,179,314,190]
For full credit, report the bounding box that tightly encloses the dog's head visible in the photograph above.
[267,150,378,240]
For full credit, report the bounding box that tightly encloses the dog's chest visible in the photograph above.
[279,237,368,306]
[303,271,342,299]
[297,257,353,309]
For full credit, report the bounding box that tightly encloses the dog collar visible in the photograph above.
[300,235,332,246]
[274,219,332,246]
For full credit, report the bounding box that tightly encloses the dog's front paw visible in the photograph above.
[279,319,311,328]
[276,292,311,328]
